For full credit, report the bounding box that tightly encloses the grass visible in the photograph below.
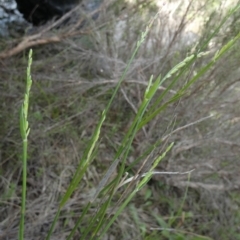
[15,3,240,239]
[19,49,33,240]
[0,1,238,240]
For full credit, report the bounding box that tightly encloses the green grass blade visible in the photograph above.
[46,111,106,238]
[169,172,191,227]
[66,202,91,240]
[99,189,138,239]
[137,143,174,190]
[198,4,240,52]
[60,110,106,208]
[19,49,33,240]
[45,209,61,240]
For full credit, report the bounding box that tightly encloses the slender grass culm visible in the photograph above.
[19,49,33,240]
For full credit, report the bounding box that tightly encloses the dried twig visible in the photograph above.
[161,114,214,142]
[0,2,105,59]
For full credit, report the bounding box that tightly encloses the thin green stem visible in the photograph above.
[19,49,32,240]
[19,139,27,240]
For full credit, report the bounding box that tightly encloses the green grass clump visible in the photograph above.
[17,4,240,240]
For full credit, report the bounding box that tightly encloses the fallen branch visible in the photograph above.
[0,30,90,59]
[0,2,105,59]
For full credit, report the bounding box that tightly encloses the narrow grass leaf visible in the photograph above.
[137,143,174,190]
[90,158,120,203]
[60,110,106,208]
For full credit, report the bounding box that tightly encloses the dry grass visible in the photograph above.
[0,0,240,239]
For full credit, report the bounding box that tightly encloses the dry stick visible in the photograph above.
[218,78,240,96]
[149,227,212,239]
[213,138,240,147]
[161,114,214,142]
[0,2,106,59]
[120,88,138,115]
[0,29,87,60]
[118,169,195,189]
[43,109,88,133]
[66,79,177,94]
[0,35,63,59]
[170,181,231,191]
[0,5,79,59]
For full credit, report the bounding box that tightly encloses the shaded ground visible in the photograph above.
[0,0,240,239]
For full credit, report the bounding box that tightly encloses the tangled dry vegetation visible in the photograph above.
[0,0,240,239]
